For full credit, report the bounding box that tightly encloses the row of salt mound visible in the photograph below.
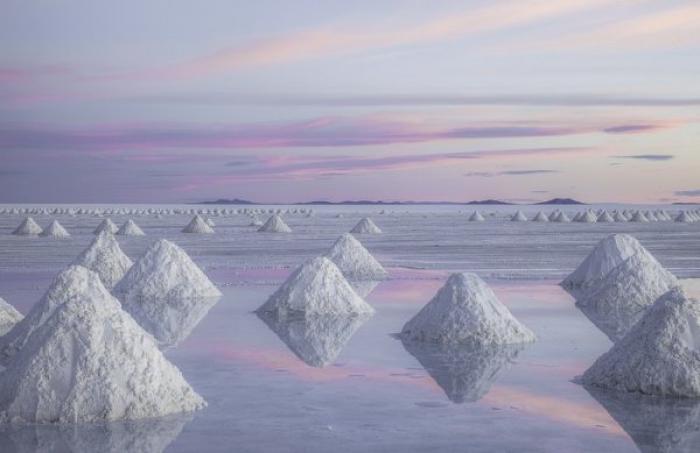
[0,297,23,336]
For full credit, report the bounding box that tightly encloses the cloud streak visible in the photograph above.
[464,169,559,177]
[675,189,700,197]
[613,154,674,161]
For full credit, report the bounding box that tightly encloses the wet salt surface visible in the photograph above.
[2,269,700,452]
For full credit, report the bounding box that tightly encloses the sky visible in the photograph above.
[1,0,698,204]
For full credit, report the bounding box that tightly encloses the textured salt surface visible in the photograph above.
[401,273,535,345]
[73,231,133,289]
[12,218,42,236]
[350,217,381,234]
[39,220,70,238]
[258,215,292,233]
[94,219,118,235]
[182,215,213,234]
[324,233,386,281]
[0,297,22,336]
[114,239,222,301]
[116,219,145,236]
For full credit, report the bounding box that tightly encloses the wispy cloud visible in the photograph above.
[464,169,559,177]
[612,154,674,161]
[675,189,700,197]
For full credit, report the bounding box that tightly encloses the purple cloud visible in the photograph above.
[675,189,700,197]
[613,154,674,161]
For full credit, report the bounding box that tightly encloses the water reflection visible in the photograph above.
[123,296,220,349]
[349,280,380,298]
[256,311,372,368]
[575,301,643,343]
[400,339,524,403]
[0,413,191,453]
[586,386,700,453]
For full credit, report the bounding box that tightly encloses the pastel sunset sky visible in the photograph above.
[1,0,698,203]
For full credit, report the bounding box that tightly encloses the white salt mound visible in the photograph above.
[0,266,205,423]
[562,234,649,289]
[581,287,700,397]
[400,273,535,345]
[258,214,292,233]
[117,219,145,236]
[532,211,549,222]
[39,220,70,238]
[12,217,42,236]
[597,211,614,223]
[510,211,527,222]
[93,218,118,235]
[553,211,571,223]
[468,211,485,222]
[613,211,628,222]
[350,217,382,234]
[675,211,694,223]
[182,215,214,234]
[579,211,597,223]
[0,297,23,336]
[206,218,215,227]
[73,231,133,290]
[324,233,387,281]
[629,211,649,223]
[256,257,374,317]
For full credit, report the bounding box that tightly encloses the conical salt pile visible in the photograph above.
[324,233,387,281]
[73,231,133,290]
[117,219,145,236]
[597,211,614,223]
[468,211,485,222]
[93,218,118,235]
[258,214,292,233]
[350,217,382,234]
[0,297,23,336]
[532,211,549,222]
[510,211,527,222]
[0,266,205,423]
[645,211,658,222]
[553,211,571,223]
[206,218,216,227]
[39,220,70,238]
[581,288,700,397]
[675,211,694,223]
[613,211,628,222]
[562,234,651,289]
[578,211,597,223]
[256,257,374,317]
[12,217,42,236]
[629,211,649,223]
[114,239,222,301]
[400,273,535,345]
[182,215,214,234]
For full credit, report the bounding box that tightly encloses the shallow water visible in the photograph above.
[1,208,700,452]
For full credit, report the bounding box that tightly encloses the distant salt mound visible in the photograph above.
[182,215,214,234]
[400,273,535,345]
[562,234,649,289]
[350,217,382,234]
[0,266,205,423]
[114,239,221,301]
[0,297,23,336]
[629,211,649,223]
[258,214,292,233]
[468,211,485,222]
[249,218,264,227]
[675,211,694,223]
[73,231,133,290]
[256,257,374,317]
[206,218,215,227]
[597,211,614,223]
[117,219,145,236]
[324,233,387,281]
[12,217,42,236]
[578,211,597,223]
[581,288,700,397]
[532,211,549,222]
[40,220,70,238]
[552,211,571,223]
[93,218,118,235]
[510,211,527,222]
[613,211,628,222]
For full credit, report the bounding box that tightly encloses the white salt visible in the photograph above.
[12,217,42,236]
[116,219,145,236]
[324,233,387,281]
[350,217,382,234]
[73,231,133,290]
[531,211,549,222]
[0,297,22,337]
[468,211,485,222]
[510,211,527,222]
[93,219,118,235]
[182,215,214,234]
[39,220,70,238]
[258,214,292,233]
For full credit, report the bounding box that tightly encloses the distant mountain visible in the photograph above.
[536,198,585,205]
[199,198,255,205]
[464,199,513,205]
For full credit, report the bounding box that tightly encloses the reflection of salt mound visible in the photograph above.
[40,220,70,238]
[469,211,485,222]
[257,311,371,367]
[510,211,527,222]
[73,231,133,289]
[0,413,192,453]
[258,214,292,233]
[401,339,523,403]
[351,217,382,234]
[124,295,219,349]
[94,218,118,235]
[256,257,374,317]
[581,288,700,397]
[117,219,145,236]
[12,217,42,236]
[182,215,214,234]
[350,280,380,298]
[531,211,549,222]
[0,297,23,336]
[400,273,535,345]
[324,233,387,281]
[585,386,700,453]
[114,239,222,301]
[562,234,648,289]
[0,266,205,422]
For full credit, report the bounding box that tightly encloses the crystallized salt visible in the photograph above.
[324,233,387,281]
[0,297,22,336]
[93,218,118,235]
[350,217,382,234]
[117,219,145,236]
[613,211,628,222]
[510,211,527,222]
[580,287,700,397]
[578,210,597,223]
[676,211,694,223]
[469,211,485,222]
[629,211,649,223]
[73,231,133,289]
[113,239,221,301]
[39,220,70,238]
[256,257,374,317]
[531,211,549,222]
[258,214,292,233]
[0,266,205,423]
[400,273,535,345]
[12,217,42,236]
[597,211,614,223]
[182,215,214,234]
[552,211,571,223]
